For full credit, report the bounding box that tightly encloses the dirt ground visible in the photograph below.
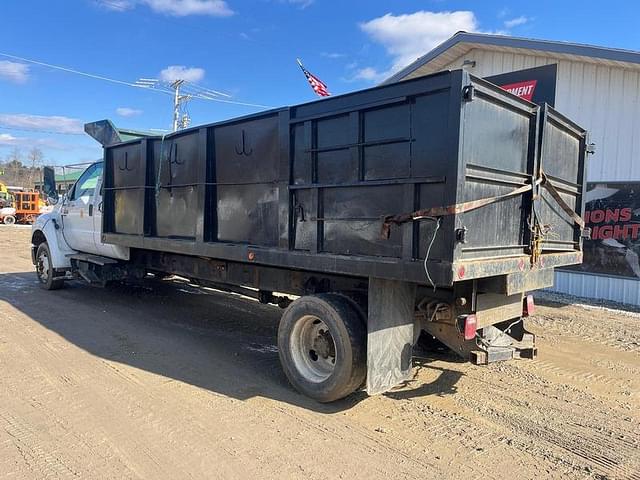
[0,226,638,480]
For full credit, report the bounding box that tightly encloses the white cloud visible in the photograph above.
[0,133,18,145]
[0,133,78,151]
[0,61,30,84]
[116,107,143,117]
[97,0,133,11]
[159,65,205,82]
[283,0,314,8]
[97,0,233,16]
[145,0,233,16]
[504,15,530,28]
[321,52,346,59]
[357,10,481,82]
[0,114,84,134]
[360,11,478,72]
[350,67,386,83]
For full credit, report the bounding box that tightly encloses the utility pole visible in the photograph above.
[137,76,232,131]
[171,79,184,132]
[170,79,192,132]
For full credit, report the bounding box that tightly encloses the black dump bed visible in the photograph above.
[100,69,587,286]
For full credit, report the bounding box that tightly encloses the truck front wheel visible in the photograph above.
[35,242,64,290]
[278,294,366,402]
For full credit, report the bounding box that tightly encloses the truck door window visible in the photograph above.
[70,163,103,202]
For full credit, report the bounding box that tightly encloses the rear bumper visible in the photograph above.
[452,251,583,283]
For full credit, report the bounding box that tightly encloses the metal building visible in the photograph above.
[386,32,640,304]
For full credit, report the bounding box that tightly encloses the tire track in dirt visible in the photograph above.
[454,360,640,480]
[0,410,81,480]
[530,311,640,353]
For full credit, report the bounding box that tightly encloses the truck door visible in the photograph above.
[61,162,103,254]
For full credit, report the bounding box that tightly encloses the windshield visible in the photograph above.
[69,162,103,202]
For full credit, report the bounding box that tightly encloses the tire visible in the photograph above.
[35,242,64,290]
[278,293,366,402]
[3,215,15,225]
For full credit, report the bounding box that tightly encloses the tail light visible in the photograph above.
[463,314,477,340]
[523,294,535,316]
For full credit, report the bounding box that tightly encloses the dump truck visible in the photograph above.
[31,69,590,402]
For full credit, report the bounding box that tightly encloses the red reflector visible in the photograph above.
[464,314,477,341]
[458,265,466,279]
[524,294,535,316]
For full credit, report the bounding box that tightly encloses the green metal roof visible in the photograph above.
[56,171,83,183]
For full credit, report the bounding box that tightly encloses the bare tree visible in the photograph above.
[27,147,44,189]
[5,148,23,187]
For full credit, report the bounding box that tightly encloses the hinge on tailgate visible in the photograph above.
[585,133,596,154]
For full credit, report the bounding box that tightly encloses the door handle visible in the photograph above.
[98,201,103,212]
[88,204,93,217]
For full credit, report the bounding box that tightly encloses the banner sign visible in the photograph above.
[565,182,640,278]
[486,64,557,106]
[500,79,538,101]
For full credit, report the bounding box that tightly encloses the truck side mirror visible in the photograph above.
[43,166,59,205]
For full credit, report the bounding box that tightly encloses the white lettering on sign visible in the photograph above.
[499,79,538,101]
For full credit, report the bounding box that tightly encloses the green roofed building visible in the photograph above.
[54,170,83,193]
[34,165,92,194]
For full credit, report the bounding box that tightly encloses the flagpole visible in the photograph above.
[296,58,304,68]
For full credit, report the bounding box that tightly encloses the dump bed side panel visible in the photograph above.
[104,140,146,236]
[214,114,281,247]
[455,76,539,262]
[289,83,456,261]
[153,130,202,240]
[537,105,587,252]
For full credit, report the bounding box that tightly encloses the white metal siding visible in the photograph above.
[442,49,640,304]
[554,271,640,305]
[443,49,640,181]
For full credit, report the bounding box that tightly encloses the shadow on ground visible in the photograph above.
[0,270,463,412]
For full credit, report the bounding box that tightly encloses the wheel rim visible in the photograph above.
[36,249,50,283]
[4,216,15,225]
[290,315,337,383]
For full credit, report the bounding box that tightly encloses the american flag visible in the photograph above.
[297,58,330,97]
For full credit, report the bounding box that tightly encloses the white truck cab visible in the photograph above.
[31,162,129,289]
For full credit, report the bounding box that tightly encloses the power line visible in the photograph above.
[0,125,86,136]
[0,51,274,109]
[0,51,138,88]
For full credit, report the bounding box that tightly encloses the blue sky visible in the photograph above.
[0,0,638,165]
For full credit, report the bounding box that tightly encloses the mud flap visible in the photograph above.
[366,278,416,395]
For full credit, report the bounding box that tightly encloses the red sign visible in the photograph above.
[500,79,538,101]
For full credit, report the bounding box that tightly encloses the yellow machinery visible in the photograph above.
[0,182,12,209]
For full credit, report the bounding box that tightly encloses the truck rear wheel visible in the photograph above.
[278,294,366,402]
[35,242,64,290]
